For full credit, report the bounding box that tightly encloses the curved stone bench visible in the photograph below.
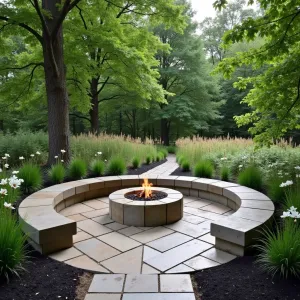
[19,175,274,256]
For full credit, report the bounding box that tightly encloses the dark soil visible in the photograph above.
[171,167,193,177]
[125,190,167,201]
[0,244,83,300]
[193,256,300,300]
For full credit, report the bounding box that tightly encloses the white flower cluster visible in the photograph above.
[281,206,300,219]
[95,151,102,157]
[220,157,227,161]
[279,180,293,187]
[0,175,24,189]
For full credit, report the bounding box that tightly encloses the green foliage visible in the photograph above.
[68,159,87,179]
[284,189,300,212]
[221,165,230,181]
[19,163,42,193]
[0,211,27,281]
[160,148,168,158]
[146,155,152,165]
[107,157,126,175]
[238,165,263,191]
[181,160,190,172]
[90,160,105,176]
[215,0,300,144]
[132,157,141,169]
[267,176,286,203]
[48,164,65,184]
[194,161,214,178]
[256,222,300,278]
[0,131,48,166]
[167,145,177,154]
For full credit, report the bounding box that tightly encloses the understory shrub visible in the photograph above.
[48,164,65,184]
[146,155,152,165]
[181,160,190,172]
[221,165,230,181]
[132,157,140,169]
[0,211,27,281]
[19,163,42,193]
[68,159,87,179]
[107,157,126,175]
[90,160,105,176]
[194,161,214,178]
[238,165,263,191]
[256,221,300,278]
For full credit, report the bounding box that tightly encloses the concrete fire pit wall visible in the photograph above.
[109,187,183,227]
[19,175,274,255]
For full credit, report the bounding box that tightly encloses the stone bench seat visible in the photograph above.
[19,175,274,256]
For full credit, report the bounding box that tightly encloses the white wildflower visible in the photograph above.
[4,202,14,210]
[220,157,227,161]
[97,152,102,155]
[2,156,7,160]
[279,180,293,187]
[30,154,35,157]
[296,174,300,178]
[12,171,19,175]
[242,155,247,160]
[285,173,289,176]
[0,168,2,172]
[295,166,300,170]
[105,159,107,162]
[0,178,7,185]
[54,156,58,159]
[4,163,9,169]
[61,160,64,163]
[0,189,8,196]
[61,149,66,153]
[4,153,10,157]
[95,154,97,157]
[281,206,300,219]
[239,164,243,168]
[9,175,23,189]
[19,156,24,160]
[36,151,41,155]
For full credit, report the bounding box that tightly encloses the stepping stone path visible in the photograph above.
[85,274,195,300]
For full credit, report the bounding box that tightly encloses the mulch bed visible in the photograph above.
[3,159,165,300]
[0,244,83,300]
[171,167,193,177]
[193,256,300,300]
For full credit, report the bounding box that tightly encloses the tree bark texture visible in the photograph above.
[89,78,99,134]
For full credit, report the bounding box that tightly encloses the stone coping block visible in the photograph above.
[19,176,274,256]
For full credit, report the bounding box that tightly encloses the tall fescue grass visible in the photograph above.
[19,163,42,193]
[238,165,263,191]
[107,157,126,175]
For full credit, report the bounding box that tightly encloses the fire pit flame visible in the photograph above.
[138,178,153,199]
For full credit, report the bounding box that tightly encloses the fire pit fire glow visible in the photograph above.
[124,178,167,201]
[139,178,153,199]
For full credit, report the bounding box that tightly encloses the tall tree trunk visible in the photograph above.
[89,78,99,134]
[43,1,70,165]
[161,118,170,146]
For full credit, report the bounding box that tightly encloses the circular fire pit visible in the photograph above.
[109,187,183,227]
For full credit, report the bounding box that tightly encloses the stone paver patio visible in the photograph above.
[52,193,236,274]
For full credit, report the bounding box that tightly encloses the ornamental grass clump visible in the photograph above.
[145,155,152,165]
[256,219,300,278]
[267,175,287,203]
[194,161,214,178]
[48,164,65,184]
[0,210,27,281]
[221,165,230,181]
[107,157,126,175]
[181,160,190,172]
[238,165,263,191]
[68,158,87,179]
[0,171,27,281]
[90,160,105,176]
[132,157,140,169]
[167,145,176,154]
[19,163,42,193]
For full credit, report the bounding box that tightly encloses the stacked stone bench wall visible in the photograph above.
[19,175,274,256]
